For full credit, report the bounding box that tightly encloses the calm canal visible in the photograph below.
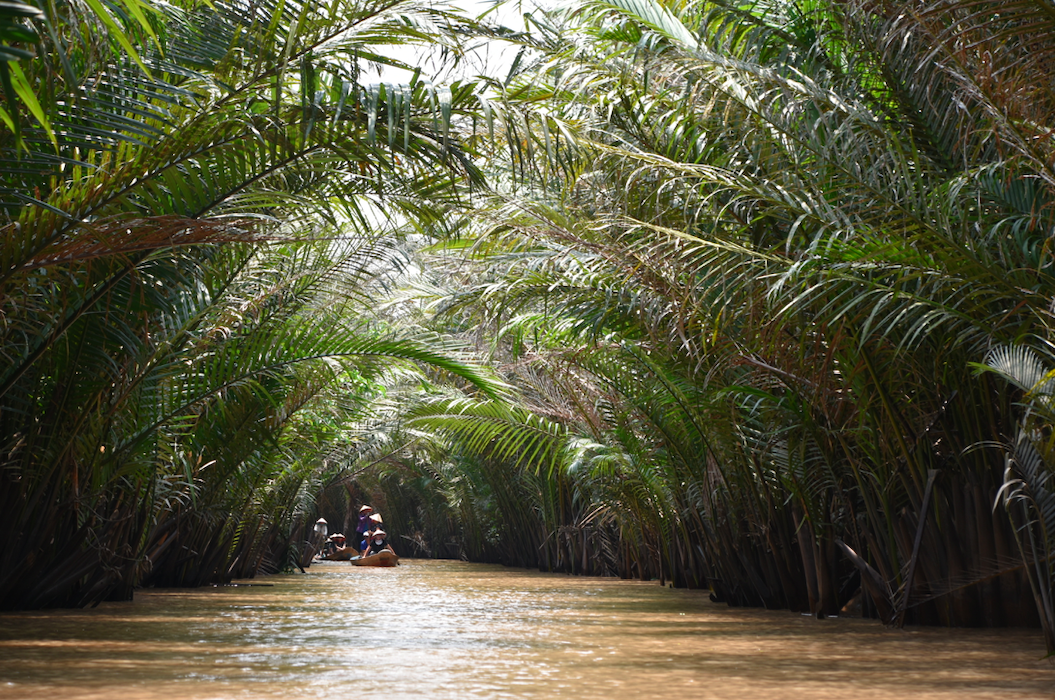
[0,559,1050,699]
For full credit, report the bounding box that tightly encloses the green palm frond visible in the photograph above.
[575,0,699,51]
[979,345,1055,398]
[0,0,46,146]
[404,396,569,472]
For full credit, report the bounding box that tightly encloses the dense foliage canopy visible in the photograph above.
[2,0,1054,655]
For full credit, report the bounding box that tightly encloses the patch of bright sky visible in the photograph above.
[367,0,554,86]
[346,0,561,293]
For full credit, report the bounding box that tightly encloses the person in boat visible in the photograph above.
[355,505,375,542]
[321,532,346,558]
[359,513,383,552]
[322,534,338,557]
[362,529,395,558]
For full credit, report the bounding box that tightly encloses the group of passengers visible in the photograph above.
[354,504,395,557]
[319,504,395,559]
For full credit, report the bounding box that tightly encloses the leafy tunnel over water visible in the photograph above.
[5,0,1055,661]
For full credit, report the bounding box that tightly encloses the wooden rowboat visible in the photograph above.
[351,550,399,567]
[315,546,356,561]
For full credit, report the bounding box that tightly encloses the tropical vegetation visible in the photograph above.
[1,0,1054,656]
[362,0,1055,653]
[0,0,497,607]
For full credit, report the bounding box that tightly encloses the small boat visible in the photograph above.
[315,546,357,561]
[351,550,399,567]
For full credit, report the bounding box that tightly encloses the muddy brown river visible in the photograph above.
[0,559,1050,699]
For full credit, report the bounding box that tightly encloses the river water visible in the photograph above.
[0,559,1050,699]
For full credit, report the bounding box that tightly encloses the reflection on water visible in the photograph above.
[0,560,1050,699]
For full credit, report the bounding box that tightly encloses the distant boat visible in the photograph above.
[315,546,356,561]
[351,550,399,567]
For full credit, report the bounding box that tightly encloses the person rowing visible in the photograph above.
[363,529,395,558]
[322,532,344,556]
[319,532,349,559]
